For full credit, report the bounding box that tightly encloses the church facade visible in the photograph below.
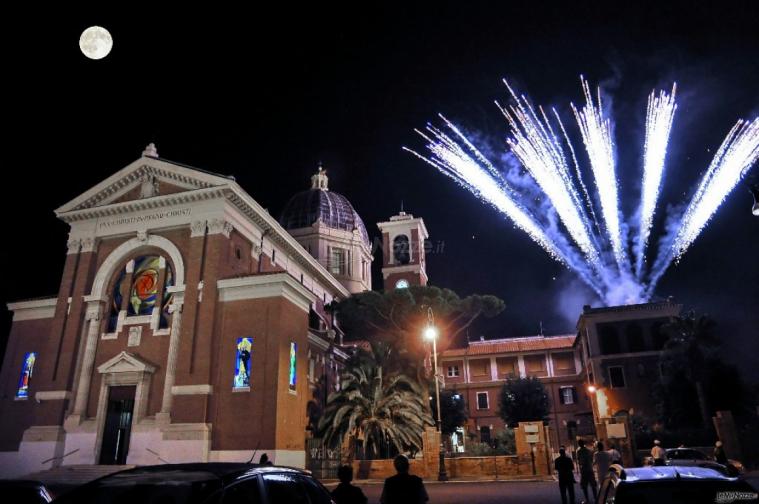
[0,145,380,476]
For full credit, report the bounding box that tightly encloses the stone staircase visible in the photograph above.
[23,464,134,493]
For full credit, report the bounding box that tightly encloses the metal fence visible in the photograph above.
[306,438,341,480]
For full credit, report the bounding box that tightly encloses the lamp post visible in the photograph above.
[750,183,759,216]
[424,307,448,481]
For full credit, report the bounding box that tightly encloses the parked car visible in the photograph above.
[665,447,745,476]
[643,447,745,476]
[0,479,54,504]
[597,464,758,504]
[51,463,336,504]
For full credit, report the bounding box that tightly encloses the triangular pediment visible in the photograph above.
[56,154,237,215]
[97,351,156,375]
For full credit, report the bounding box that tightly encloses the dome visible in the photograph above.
[279,167,370,246]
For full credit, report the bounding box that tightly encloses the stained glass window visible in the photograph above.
[234,338,252,389]
[288,342,297,393]
[129,256,162,316]
[16,352,36,399]
[108,256,174,332]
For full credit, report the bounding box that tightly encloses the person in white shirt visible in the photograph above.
[593,441,612,484]
[651,439,666,466]
[607,444,622,465]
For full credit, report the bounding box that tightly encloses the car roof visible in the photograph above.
[99,463,308,484]
[618,466,735,482]
[0,480,48,487]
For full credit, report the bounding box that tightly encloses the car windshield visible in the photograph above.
[668,449,707,460]
[52,470,222,504]
[617,480,757,503]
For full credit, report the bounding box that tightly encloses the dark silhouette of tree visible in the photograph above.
[662,311,719,431]
[498,377,550,427]
[430,389,468,436]
[331,285,505,360]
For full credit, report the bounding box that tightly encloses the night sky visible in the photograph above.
[2,3,758,380]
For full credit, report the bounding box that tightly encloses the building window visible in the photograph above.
[393,235,410,265]
[234,338,252,389]
[16,352,37,399]
[476,392,489,410]
[109,255,174,331]
[651,321,669,350]
[559,386,577,405]
[330,248,347,275]
[288,342,297,393]
[235,247,242,260]
[599,326,621,355]
[626,323,645,352]
[447,365,460,377]
[525,355,546,376]
[608,366,626,388]
[497,357,518,378]
[552,352,575,375]
[480,425,491,444]
[470,359,489,377]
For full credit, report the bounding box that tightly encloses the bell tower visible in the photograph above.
[377,211,429,290]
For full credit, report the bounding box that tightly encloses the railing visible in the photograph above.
[41,448,80,465]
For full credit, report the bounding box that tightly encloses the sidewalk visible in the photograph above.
[321,475,554,486]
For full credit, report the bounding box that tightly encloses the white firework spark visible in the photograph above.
[636,85,677,278]
[408,78,758,306]
[497,81,599,266]
[571,77,627,270]
[672,118,759,258]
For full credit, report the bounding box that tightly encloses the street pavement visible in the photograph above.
[350,480,570,504]
[337,474,759,504]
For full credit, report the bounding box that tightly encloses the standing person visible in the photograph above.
[380,455,429,504]
[576,440,597,504]
[332,465,368,504]
[714,441,728,465]
[607,443,622,465]
[651,440,666,466]
[554,446,576,504]
[593,442,612,485]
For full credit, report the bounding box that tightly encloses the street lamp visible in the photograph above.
[750,184,759,216]
[424,306,448,481]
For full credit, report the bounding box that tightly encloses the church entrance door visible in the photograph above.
[99,385,136,464]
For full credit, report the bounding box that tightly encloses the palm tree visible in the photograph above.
[663,311,719,431]
[318,342,434,459]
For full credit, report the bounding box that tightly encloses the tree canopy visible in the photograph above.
[331,285,505,357]
[498,377,550,428]
[317,342,434,458]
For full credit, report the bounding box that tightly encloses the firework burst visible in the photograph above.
[406,78,759,305]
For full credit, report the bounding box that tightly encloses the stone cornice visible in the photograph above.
[57,186,228,223]
[308,331,331,351]
[56,157,233,214]
[7,298,58,321]
[217,273,318,313]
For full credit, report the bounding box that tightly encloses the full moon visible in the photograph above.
[79,26,113,60]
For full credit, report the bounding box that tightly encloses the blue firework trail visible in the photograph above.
[405,78,759,306]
